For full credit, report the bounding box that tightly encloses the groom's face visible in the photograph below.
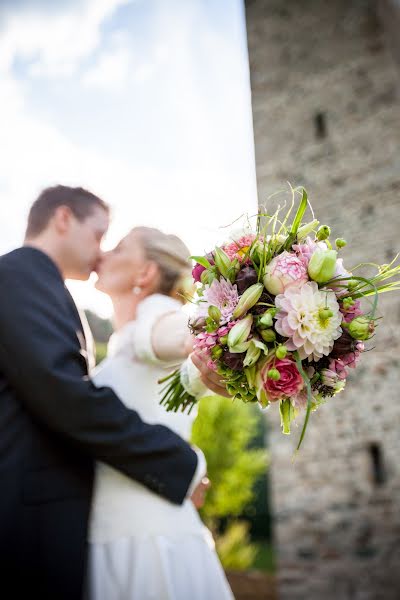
[63,206,110,280]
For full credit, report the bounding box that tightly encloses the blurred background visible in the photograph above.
[2,1,400,599]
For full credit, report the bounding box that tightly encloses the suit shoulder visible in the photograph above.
[0,247,63,282]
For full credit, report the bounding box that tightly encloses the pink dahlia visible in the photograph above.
[197,278,239,324]
[275,281,342,361]
[263,251,309,296]
[258,357,304,402]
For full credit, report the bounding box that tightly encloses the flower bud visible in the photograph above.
[243,342,262,367]
[260,329,276,343]
[200,269,216,285]
[267,368,280,381]
[232,283,264,319]
[214,247,232,279]
[258,312,273,328]
[335,238,347,248]
[211,345,223,359]
[308,249,337,283]
[347,280,358,291]
[219,335,228,345]
[297,219,319,240]
[319,308,334,321]
[348,316,375,340]
[227,315,253,349]
[342,297,354,310]
[244,365,256,388]
[275,345,287,359]
[205,318,218,333]
[316,225,331,241]
[208,305,221,323]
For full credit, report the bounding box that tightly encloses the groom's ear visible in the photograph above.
[53,205,73,235]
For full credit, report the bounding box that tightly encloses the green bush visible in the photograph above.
[191,395,268,570]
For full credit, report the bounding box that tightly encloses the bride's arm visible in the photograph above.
[151,310,193,362]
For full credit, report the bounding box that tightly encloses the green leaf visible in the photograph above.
[279,399,295,435]
[290,188,308,236]
[190,255,212,269]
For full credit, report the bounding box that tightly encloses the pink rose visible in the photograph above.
[192,263,206,283]
[263,251,309,296]
[259,357,304,402]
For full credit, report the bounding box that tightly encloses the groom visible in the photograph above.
[0,185,225,599]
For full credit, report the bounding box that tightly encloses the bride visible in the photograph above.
[88,226,234,600]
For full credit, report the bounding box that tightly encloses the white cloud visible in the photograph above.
[82,33,133,91]
[0,0,132,77]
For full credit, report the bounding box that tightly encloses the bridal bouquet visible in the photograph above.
[159,187,400,448]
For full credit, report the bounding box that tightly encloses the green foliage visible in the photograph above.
[214,521,258,571]
[191,395,268,570]
[192,395,267,520]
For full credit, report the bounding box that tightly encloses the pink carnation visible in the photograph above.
[223,235,257,263]
[259,357,304,402]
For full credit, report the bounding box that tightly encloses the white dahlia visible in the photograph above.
[275,281,342,361]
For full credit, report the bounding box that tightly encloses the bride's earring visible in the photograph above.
[132,285,142,296]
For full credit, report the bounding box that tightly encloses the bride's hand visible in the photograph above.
[190,351,230,398]
[190,476,210,509]
[183,333,195,357]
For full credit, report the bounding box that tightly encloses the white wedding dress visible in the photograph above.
[88,294,234,600]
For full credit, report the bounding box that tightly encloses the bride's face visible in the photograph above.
[95,232,146,295]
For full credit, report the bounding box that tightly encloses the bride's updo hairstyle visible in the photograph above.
[133,227,192,304]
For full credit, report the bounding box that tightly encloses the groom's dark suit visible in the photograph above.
[0,247,198,599]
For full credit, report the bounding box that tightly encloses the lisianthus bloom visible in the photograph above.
[223,234,257,263]
[328,257,352,297]
[292,236,328,265]
[263,251,309,296]
[197,278,239,324]
[275,281,342,361]
[257,357,304,402]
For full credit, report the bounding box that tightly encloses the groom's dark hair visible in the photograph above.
[25,185,110,239]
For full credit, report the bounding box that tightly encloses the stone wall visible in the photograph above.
[245,1,400,598]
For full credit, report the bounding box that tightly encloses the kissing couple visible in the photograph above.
[0,185,234,600]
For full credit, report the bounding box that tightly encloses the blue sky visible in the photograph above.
[0,0,257,315]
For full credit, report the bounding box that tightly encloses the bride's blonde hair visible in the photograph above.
[132,226,192,304]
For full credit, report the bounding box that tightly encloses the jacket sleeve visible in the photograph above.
[0,264,197,504]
